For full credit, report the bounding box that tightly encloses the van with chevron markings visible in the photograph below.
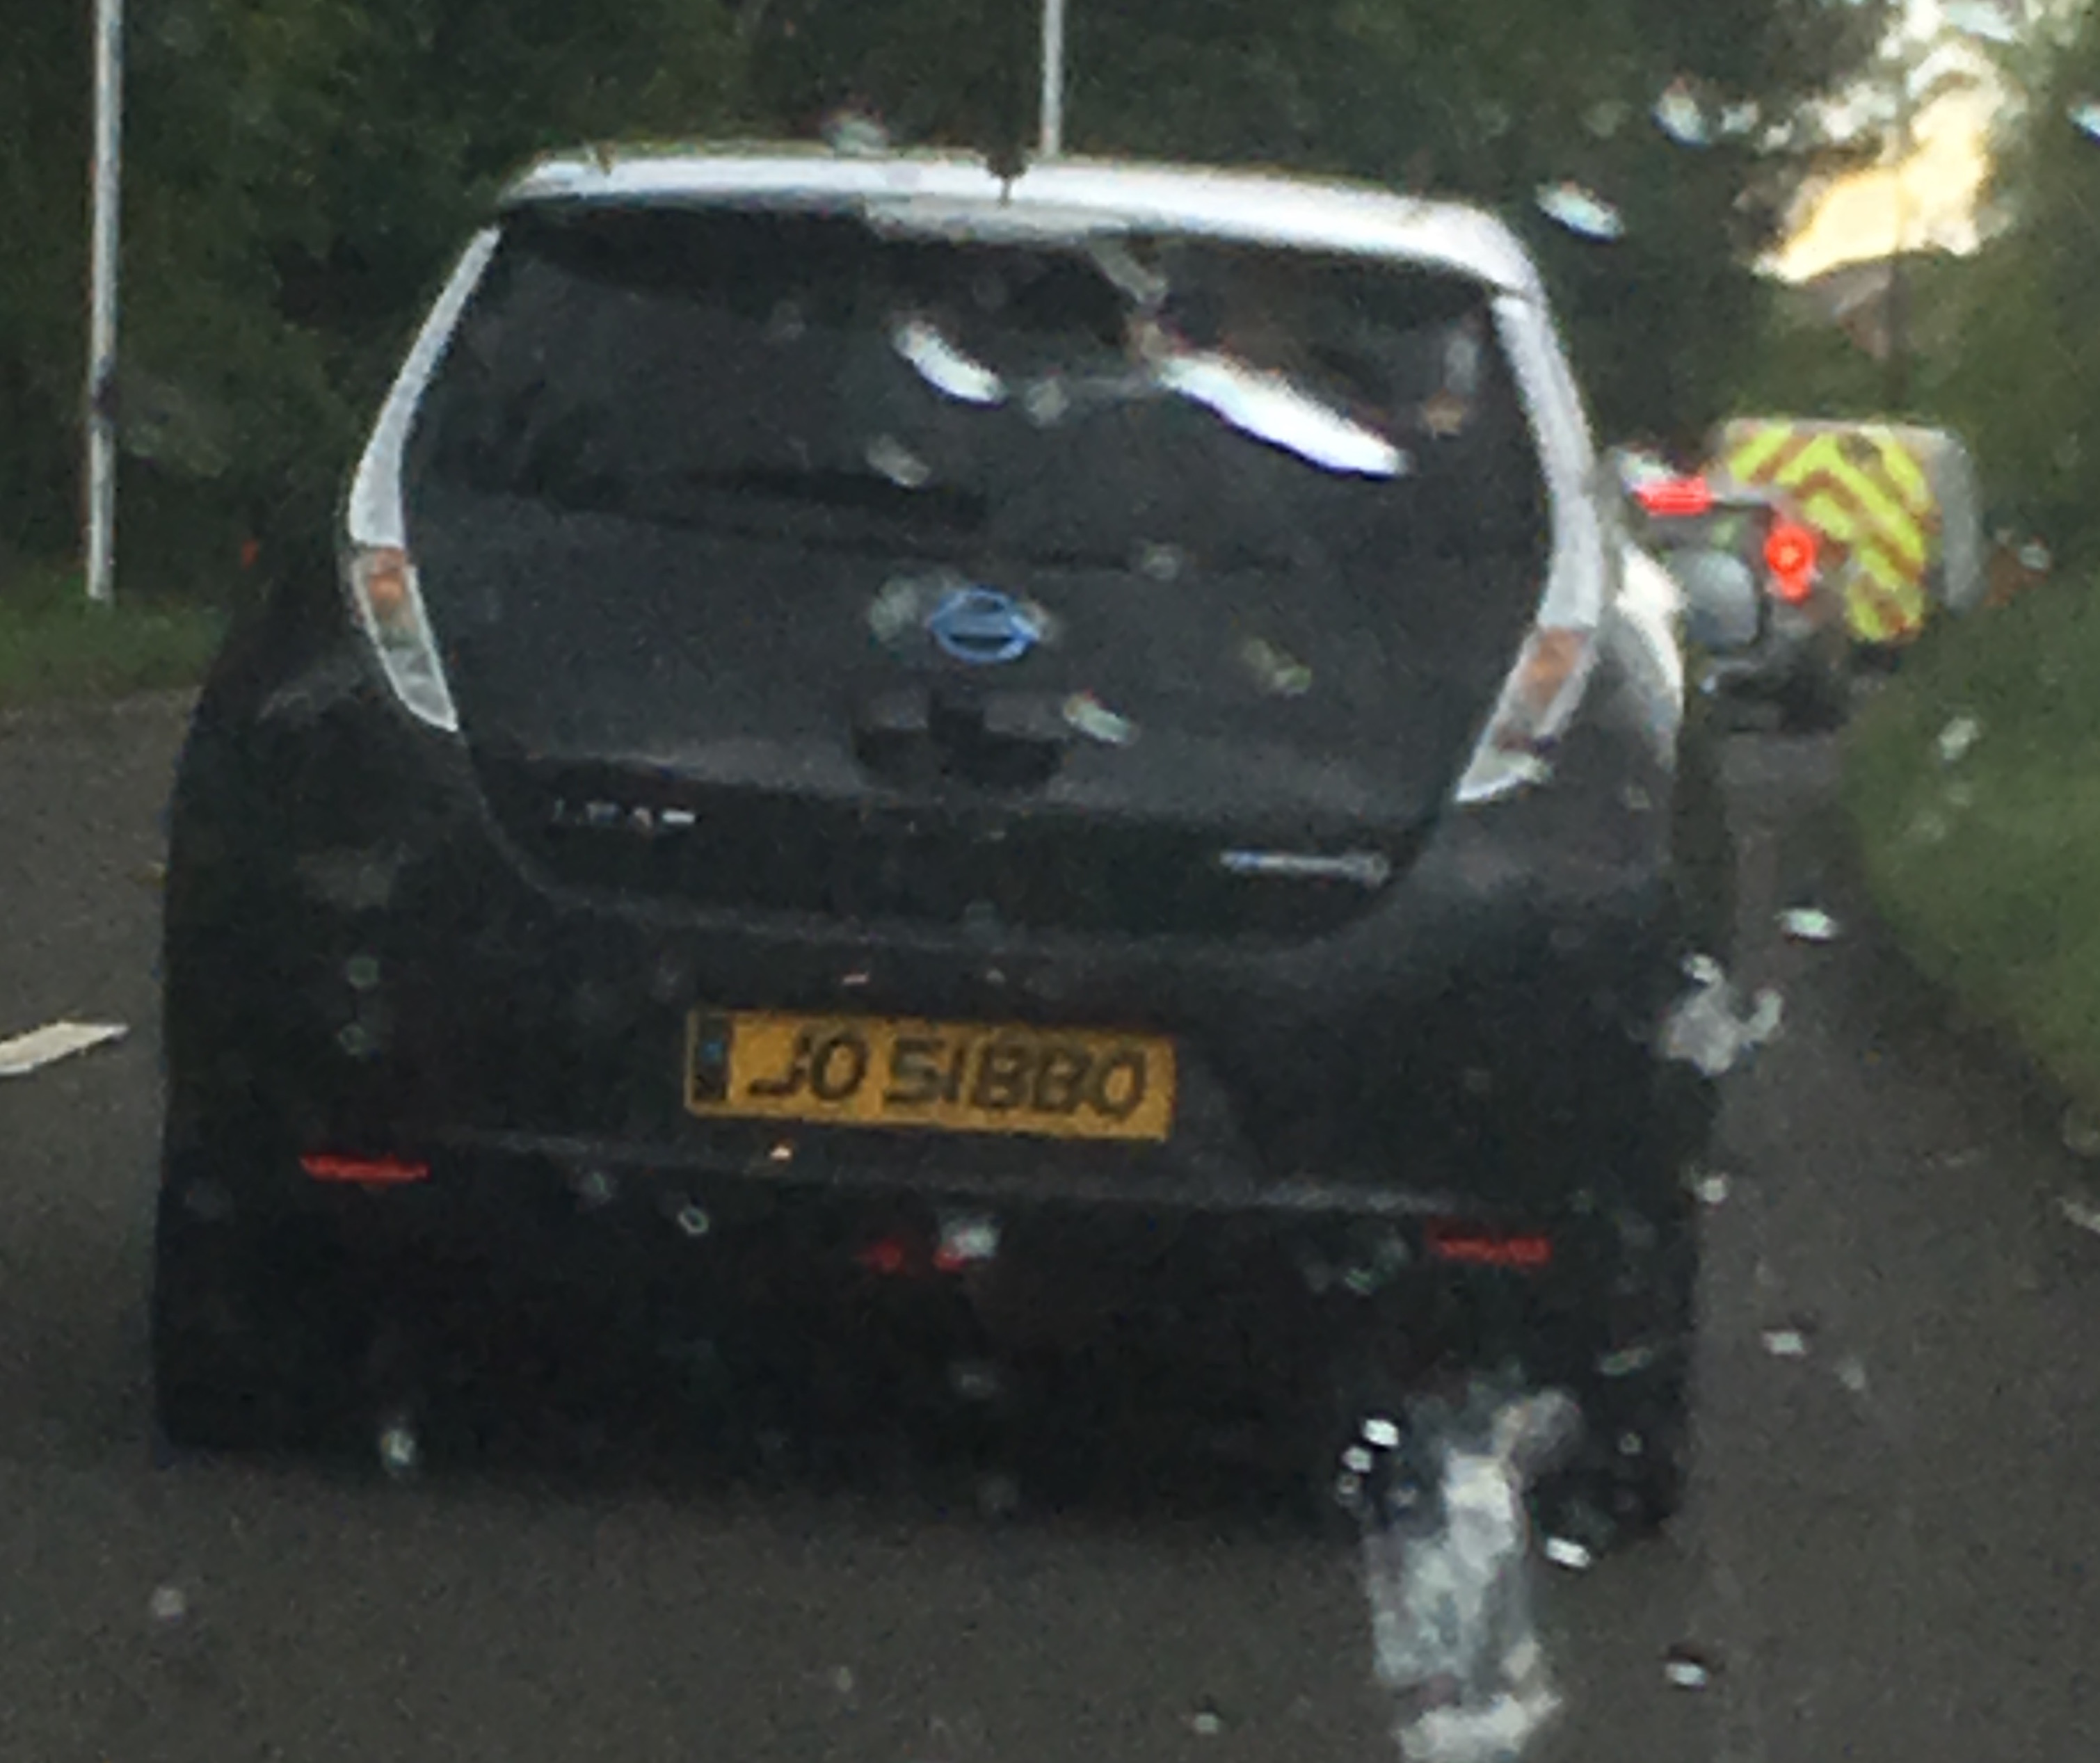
[1705,417,1985,654]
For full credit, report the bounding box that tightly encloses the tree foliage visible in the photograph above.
[1,0,1950,596]
[1936,0,2100,555]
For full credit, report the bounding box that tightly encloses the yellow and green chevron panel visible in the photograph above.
[1713,421,1938,645]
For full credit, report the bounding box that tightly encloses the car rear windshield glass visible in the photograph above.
[406,205,1550,574]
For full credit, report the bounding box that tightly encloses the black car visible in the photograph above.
[152,147,1732,1527]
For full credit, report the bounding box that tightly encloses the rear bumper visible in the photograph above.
[163,633,1723,1263]
[163,1120,1686,1396]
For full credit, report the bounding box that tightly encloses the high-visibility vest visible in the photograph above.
[1708,419,1941,646]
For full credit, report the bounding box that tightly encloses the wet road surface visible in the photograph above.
[1,698,2097,1762]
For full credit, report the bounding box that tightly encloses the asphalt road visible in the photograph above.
[2,697,2098,1763]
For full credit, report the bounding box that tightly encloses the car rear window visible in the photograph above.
[405,205,1550,577]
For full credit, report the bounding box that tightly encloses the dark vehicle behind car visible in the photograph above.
[1628,473,1851,732]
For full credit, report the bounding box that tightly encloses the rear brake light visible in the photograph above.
[1452,625,1598,805]
[1635,476,1713,517]
[1424,1221,1553,1269]
[302,1152,430,1186]
[1763,522,1817,604]
[344,545,458,731]
[857,1237,915,1276]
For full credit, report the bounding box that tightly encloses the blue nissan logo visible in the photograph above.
[926,587,1043,666]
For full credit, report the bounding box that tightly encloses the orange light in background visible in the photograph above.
[1764,522,1818,603]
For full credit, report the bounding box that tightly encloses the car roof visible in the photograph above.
[500,144,1547,298]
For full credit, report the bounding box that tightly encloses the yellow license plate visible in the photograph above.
[684,1010,1176,1143]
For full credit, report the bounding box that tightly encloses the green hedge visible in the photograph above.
[0,562,227,709]
[1844,577,2100,1108]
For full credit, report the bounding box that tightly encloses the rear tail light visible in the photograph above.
[1763,522,1818,604]
[1452,624,1599,805]
[1424,1220,1554,1269]
[302,1152,430,1186]
[344,545,458,731]
[857,1237,915,1276]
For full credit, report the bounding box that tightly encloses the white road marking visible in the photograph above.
[0,1020,129,1077]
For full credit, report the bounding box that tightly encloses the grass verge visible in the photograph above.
[0,563,226,710]
[1843,577,2100,1112]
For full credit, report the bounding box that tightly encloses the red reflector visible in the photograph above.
[857,1237,913,1277]
[300,1153,429,1186]
[1424,1222,1554,1269]
[1764,522,1818,602]
[1635,476,1713,518]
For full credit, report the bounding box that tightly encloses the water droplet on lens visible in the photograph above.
[948,1360,1002,1403]
[1943,0,2020,42]
[1778,906,1841,943]
[1936,713,1982,764]
[2058,1193,2100,1237]
[1024,378,1071,426]
[1063,691,1139,747]
[1653,79,1710,145]
[378,1414,421,1481]
[1536,181,1626,241]
[1584,99,1630,138]
[1663,1645,1713,1687]
[2062,1107,2100,1159]
[866,433,931,489]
